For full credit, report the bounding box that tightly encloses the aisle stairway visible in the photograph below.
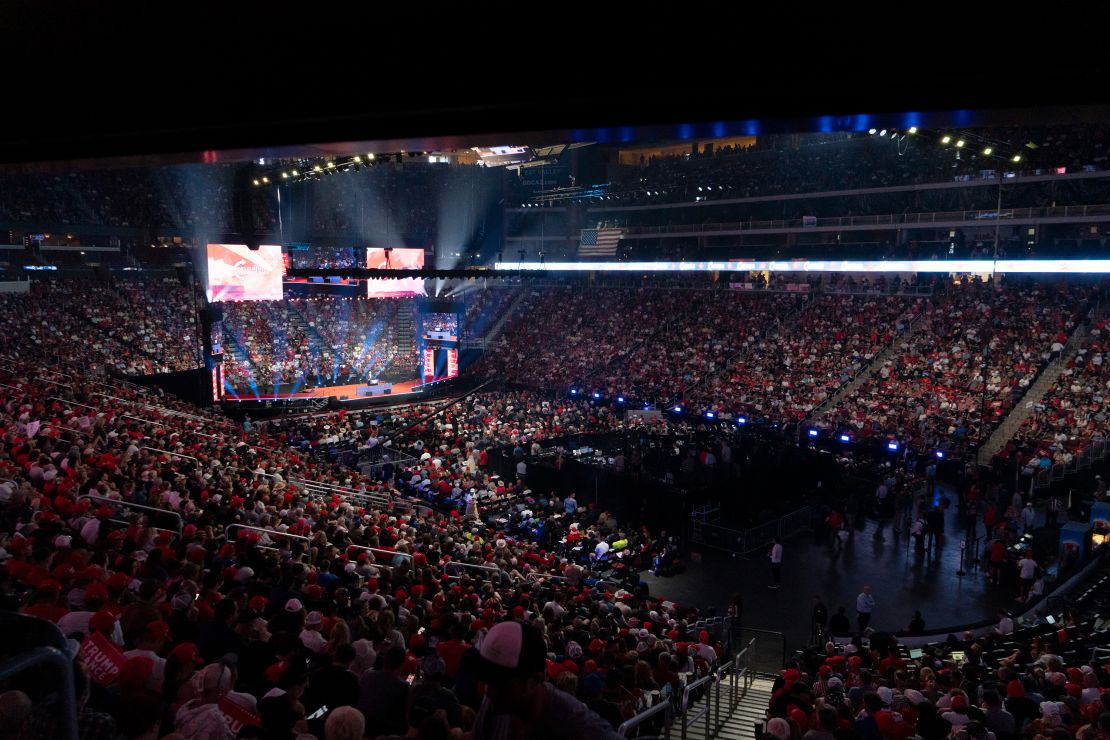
[677,676,774,740]
[804,313,928,426]
[976,322,1089,465]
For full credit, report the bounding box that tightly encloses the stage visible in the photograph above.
[223,378,424,402]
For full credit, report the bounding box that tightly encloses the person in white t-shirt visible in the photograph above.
[768,538,783,589]
[1017,552,1038,599]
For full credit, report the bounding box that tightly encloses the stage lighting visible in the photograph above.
[887,441,899,451]
[908,126,917,134]
[261,177,269,184]
[616,396,625,403]
[673,405,683,413]
[955,140,965,148]
[252,179,260,186]
[807,429,818,438]
[698,186,703,191]
[291,170,299,176]
[705,411,715,419]
[879,129,887,137]
[592,392,600,399]
[868,128,877,135]
[281,172,288,179]
[983,147,992,155]
[936,450,945,459]
[570,388,578,395]
[737,416,747,425]
[839,434,851,443]
[941,136,951,144]
[353,155,362,163]
[1012,155,1021,162]
[326,162,336,169]
[313,165,322,172]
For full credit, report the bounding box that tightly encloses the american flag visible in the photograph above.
[579,228,624,257]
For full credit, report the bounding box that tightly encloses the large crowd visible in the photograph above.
[0,356,729,740]
[0,278,203,376]
[816,281,1091,454]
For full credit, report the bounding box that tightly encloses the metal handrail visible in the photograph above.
[680,673,714,740]
[49,396,98,411]
[443,561,503,581]
[77,493,184,533]
[619,698,673,738]
[141,447,198,463]
[345,544,414,566]
[225,524,313,550]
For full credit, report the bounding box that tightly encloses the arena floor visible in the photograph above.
[640,486,1019,652]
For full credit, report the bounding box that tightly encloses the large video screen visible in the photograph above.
[206,244,284,302]
[422,312,458,342]
[366,247,425,297]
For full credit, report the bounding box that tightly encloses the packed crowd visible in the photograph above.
[458,288,519,341]
[220,298,415,390]
[1001,315,1110,469]
[0,278,203,377]
[781,563,1110,740]
[0,359,728,740]
[816,281,1091,454]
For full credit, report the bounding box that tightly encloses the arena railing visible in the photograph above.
[445,561,501,581]
[141,447,198,464]
[679,672,714,740]
[225,524,313,551]
[618,697,672,738]
[345,544,413,568]
[713,637,756,735]
[77,493,183,534]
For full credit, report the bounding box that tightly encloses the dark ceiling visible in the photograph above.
[3,8,1105,169]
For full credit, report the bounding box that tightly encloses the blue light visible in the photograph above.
[616,396,625,403]
[807,429,819,438]
[673,405,683,413]
[592,392,600,399]
[705,411,715,419]
[737,417,747,425]
[839,434,851,443]
[570,388,578,395]
[936,450,945,459]
[887,441,900,451]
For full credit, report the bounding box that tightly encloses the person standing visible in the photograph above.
[856,585,876,632]
[768,538,783,589]
[1046,495,1062,527]
[1020,501,1036,534]
[811,595,828,645]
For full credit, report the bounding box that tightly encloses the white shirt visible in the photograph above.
[1018,558,1037,579]
[856,592,876,614]
[769,544,783,563]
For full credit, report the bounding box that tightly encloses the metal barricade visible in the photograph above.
[77,494,183,534]
[739,628,784,676]
[445,561,502,581]
[680,673,714,740]
[619,699,673,738]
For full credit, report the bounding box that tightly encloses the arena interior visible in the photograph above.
[1,58,1110,740]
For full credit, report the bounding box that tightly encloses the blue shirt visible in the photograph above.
[564,498,577,514]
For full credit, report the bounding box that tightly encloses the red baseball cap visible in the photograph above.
[172,643,202,665]
[144,620,172,641]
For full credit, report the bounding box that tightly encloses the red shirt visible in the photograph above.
[437,639,469,678]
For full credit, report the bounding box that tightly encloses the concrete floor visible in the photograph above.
[640,494,1019,653]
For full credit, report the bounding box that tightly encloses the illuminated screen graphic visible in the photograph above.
[495,259,1110,274]
[206,244,284,301]
[366,248,425,297]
